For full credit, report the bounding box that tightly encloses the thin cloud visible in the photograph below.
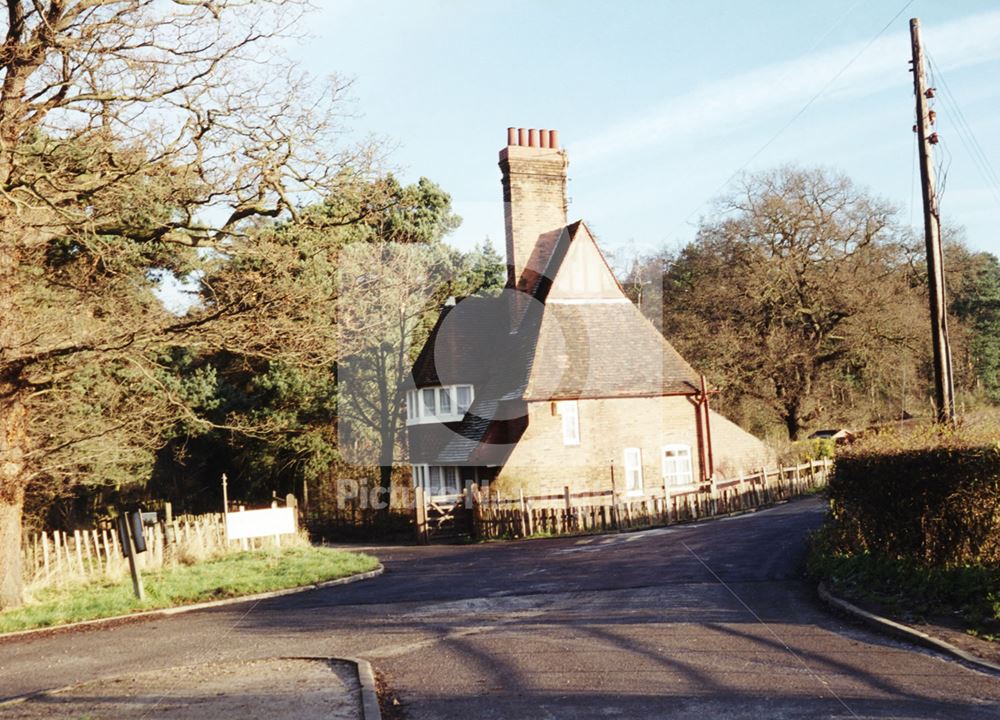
[573,10,1000,165]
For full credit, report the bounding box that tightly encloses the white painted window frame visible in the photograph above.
[456,385,474,415]
[411,464,477,499]
[558,400,580,446]
[661,444,694,488]
[623,447,643,496]
[406,385,475,426]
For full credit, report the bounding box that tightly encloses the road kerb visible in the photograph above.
[818,582,1000,676]
[343,656,383,720]
[0,564,384,642]
[0,656,383,719]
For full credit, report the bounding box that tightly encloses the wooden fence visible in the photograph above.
[470,459,831,541]
[20,513,254,589]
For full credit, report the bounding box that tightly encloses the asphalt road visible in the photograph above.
[2,496,999,719]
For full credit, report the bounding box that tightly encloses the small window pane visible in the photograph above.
[560,401,580,446]
[663,445,694,486]
[422,388,436,416]
[429,466,442,495]
[439,387,452,414]
[624,447,643,493]
[457,386,473,414]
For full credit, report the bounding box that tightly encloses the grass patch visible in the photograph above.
[1,546,379,634]
[808,527,1000,640]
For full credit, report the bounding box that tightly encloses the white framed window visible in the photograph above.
[406,385,475,425]
[428,466,442,495]
[422,388,437,416]
[624,447,643,495]
[412,464,466,497]
[558,400,580,446]
[662,444,694,487]
[456,385,473,414]
[447,467,462,495]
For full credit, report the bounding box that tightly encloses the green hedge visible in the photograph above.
[828,429,1000,567]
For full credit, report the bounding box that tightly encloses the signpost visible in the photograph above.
[116,508,147,600]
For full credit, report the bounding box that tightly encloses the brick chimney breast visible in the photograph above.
[499,128,569,292]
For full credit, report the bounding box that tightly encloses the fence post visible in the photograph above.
[414,486,428,544]
[73,530,85,575]
[463,486,476,538]
[41,532,50,581]
[563,486,572,532]
[610,460,619,530]
[519,488,528,538]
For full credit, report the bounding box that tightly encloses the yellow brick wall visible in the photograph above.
[708,409,776,478]
[492,395,773,503]
[494,395,696,500]
[500,145,568,289]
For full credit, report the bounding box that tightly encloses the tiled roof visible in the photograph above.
[523,301,701,399]
[405,221,701,465]
[404,295,510,390]
[424,300,544,465]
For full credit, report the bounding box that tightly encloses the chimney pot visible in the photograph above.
[498,127,569,296]
[507,127,516,145]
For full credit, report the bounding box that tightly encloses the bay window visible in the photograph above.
[406,385,475,424]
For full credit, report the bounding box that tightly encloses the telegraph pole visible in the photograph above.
[909,17,956,424]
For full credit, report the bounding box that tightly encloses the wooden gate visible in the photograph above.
[414,488,473,544]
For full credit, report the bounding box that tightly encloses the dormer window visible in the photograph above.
[457,386,473,414]
[422,388,436,415]
[406,385,475,425]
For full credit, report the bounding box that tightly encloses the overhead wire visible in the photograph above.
[925,51,1000,209]
[928,51,1000,191]
[669,0,917,237]
[936,137,952,209]
[923,59,950,208]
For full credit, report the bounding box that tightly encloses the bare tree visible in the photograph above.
[657,167,924,440]
[335,239,456,506]
[0,1,375,608]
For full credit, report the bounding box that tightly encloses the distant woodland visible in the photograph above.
[621,167,1000,442]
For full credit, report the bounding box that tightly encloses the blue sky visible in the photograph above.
[284,1,1000,265]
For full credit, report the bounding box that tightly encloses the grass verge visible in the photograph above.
[0,546,379,634]
[808,527,1000,641]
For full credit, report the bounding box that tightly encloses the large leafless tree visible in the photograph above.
[0,0,375,608]
[655,167,925,440]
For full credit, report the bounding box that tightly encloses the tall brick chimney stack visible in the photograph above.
[499,127,569,292]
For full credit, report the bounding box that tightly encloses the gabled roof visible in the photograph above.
[524,301,701,399]
[406,219,702,464]
[520,221,700,398]
[404,295,510,390]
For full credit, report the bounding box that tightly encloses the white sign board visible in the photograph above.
[225,507,296,541]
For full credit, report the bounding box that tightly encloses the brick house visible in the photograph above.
[403,128,772,503]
